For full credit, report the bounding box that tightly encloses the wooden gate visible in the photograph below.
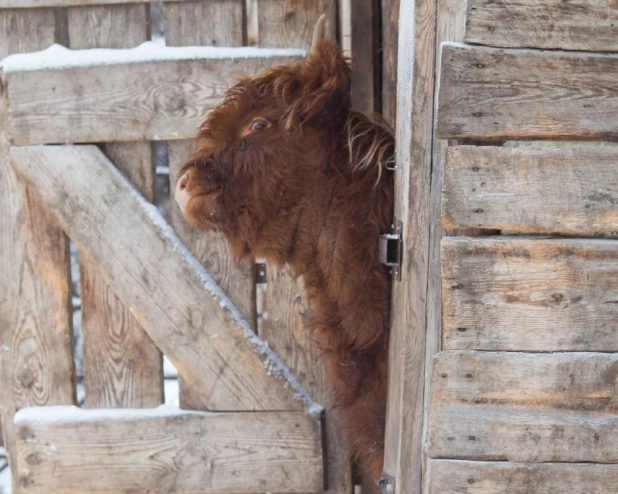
[0,1,383,492]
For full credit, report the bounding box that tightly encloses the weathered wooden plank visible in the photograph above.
[67,3,148,48]
[442,236,618,351]
[167,140,256,411]
[13,406,323,493]
[428,402,618,462]
[383,0,437,491]
[2,46,304,145]
[0,19,75,487]
[381,0,399,127]
[256,0,336,48]
[263,267,353,493]
[437,43,618,140]
[0,8,55,58]
[423,2,475,493]
[350,0,376,113]
[465,0,618,52]
[427,460,618,494]
[443,145,618,234]
[10,145,313,412]
[432,351,618,412]
[164,0,244,47]
[80,139,163,408]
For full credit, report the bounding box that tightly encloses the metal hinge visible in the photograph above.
[379,220,403,281]
[254,262,267,284]
[376,473,395,494]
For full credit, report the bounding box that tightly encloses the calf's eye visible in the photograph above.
[251,118,269,131]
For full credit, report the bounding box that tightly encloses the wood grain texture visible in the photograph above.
[428,402,618,462]
[4,50,304,145]
[381,0,399,127]
[427,460,618,494]
[167,140,256,411]
[443,145,618,234]
[10,145,312,412]
[436,43,618,140]
[81,142,163,409]
[67,3,149,48]
[423,2,469,492]
[263,267,353,493]
[0,8,55,58]
[432,351,618,413]
[13,406,323,493]
[256,0,336,48]
[383,0,436,491]
[164,0,244,47]
[465,0,618,52]
[0,21,75,487]
[68,7,164,410]
[350,0,376,113]
[442,236,618,351]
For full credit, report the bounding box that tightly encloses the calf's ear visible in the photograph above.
[275,15,351,130]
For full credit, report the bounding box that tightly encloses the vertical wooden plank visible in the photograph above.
[0,11,75,490]
[0,8,56,58]
[383,1,437,494]
[253,2,352,492]
[0,90,75,493]
[350,0,376,113]
[67,6,163,409]
[256,0,337,48]
[263,268,353,494]
[79,142,163,409]
[381,0,400,127]
[67,4,149,49]
[167,140,256,411]
[164,0,244,47]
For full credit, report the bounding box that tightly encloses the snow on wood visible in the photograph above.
[0,42,305,72]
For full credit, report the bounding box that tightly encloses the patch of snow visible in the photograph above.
[164,380,180,407]
[0,42,305,72]
[163,356,178,378]
[0,467,11,494]
[14,405,205,425]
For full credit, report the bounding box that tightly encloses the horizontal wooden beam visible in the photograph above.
[442,236,618,351]
[1,43,304,145]
[466,0,618,52]
[429,403,618,462]
[428,351,618,462]
[10,145,315,412]
[2,0,189,7]
[428,460,618,494]
[13,406,323,493]
[437,43,618,140]
[432,351,618,413]
[443,145,618,234]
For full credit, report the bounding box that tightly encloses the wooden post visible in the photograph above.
[0,8,74,491]
[382,0,437,493]
[66,3,164,409]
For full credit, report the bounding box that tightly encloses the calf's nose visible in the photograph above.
[175,169,191,214]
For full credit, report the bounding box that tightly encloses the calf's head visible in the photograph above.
[175,20,352,260]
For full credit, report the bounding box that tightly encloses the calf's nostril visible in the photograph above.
[178,173,189,190]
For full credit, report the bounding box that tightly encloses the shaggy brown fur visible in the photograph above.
[175,39,394,481]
